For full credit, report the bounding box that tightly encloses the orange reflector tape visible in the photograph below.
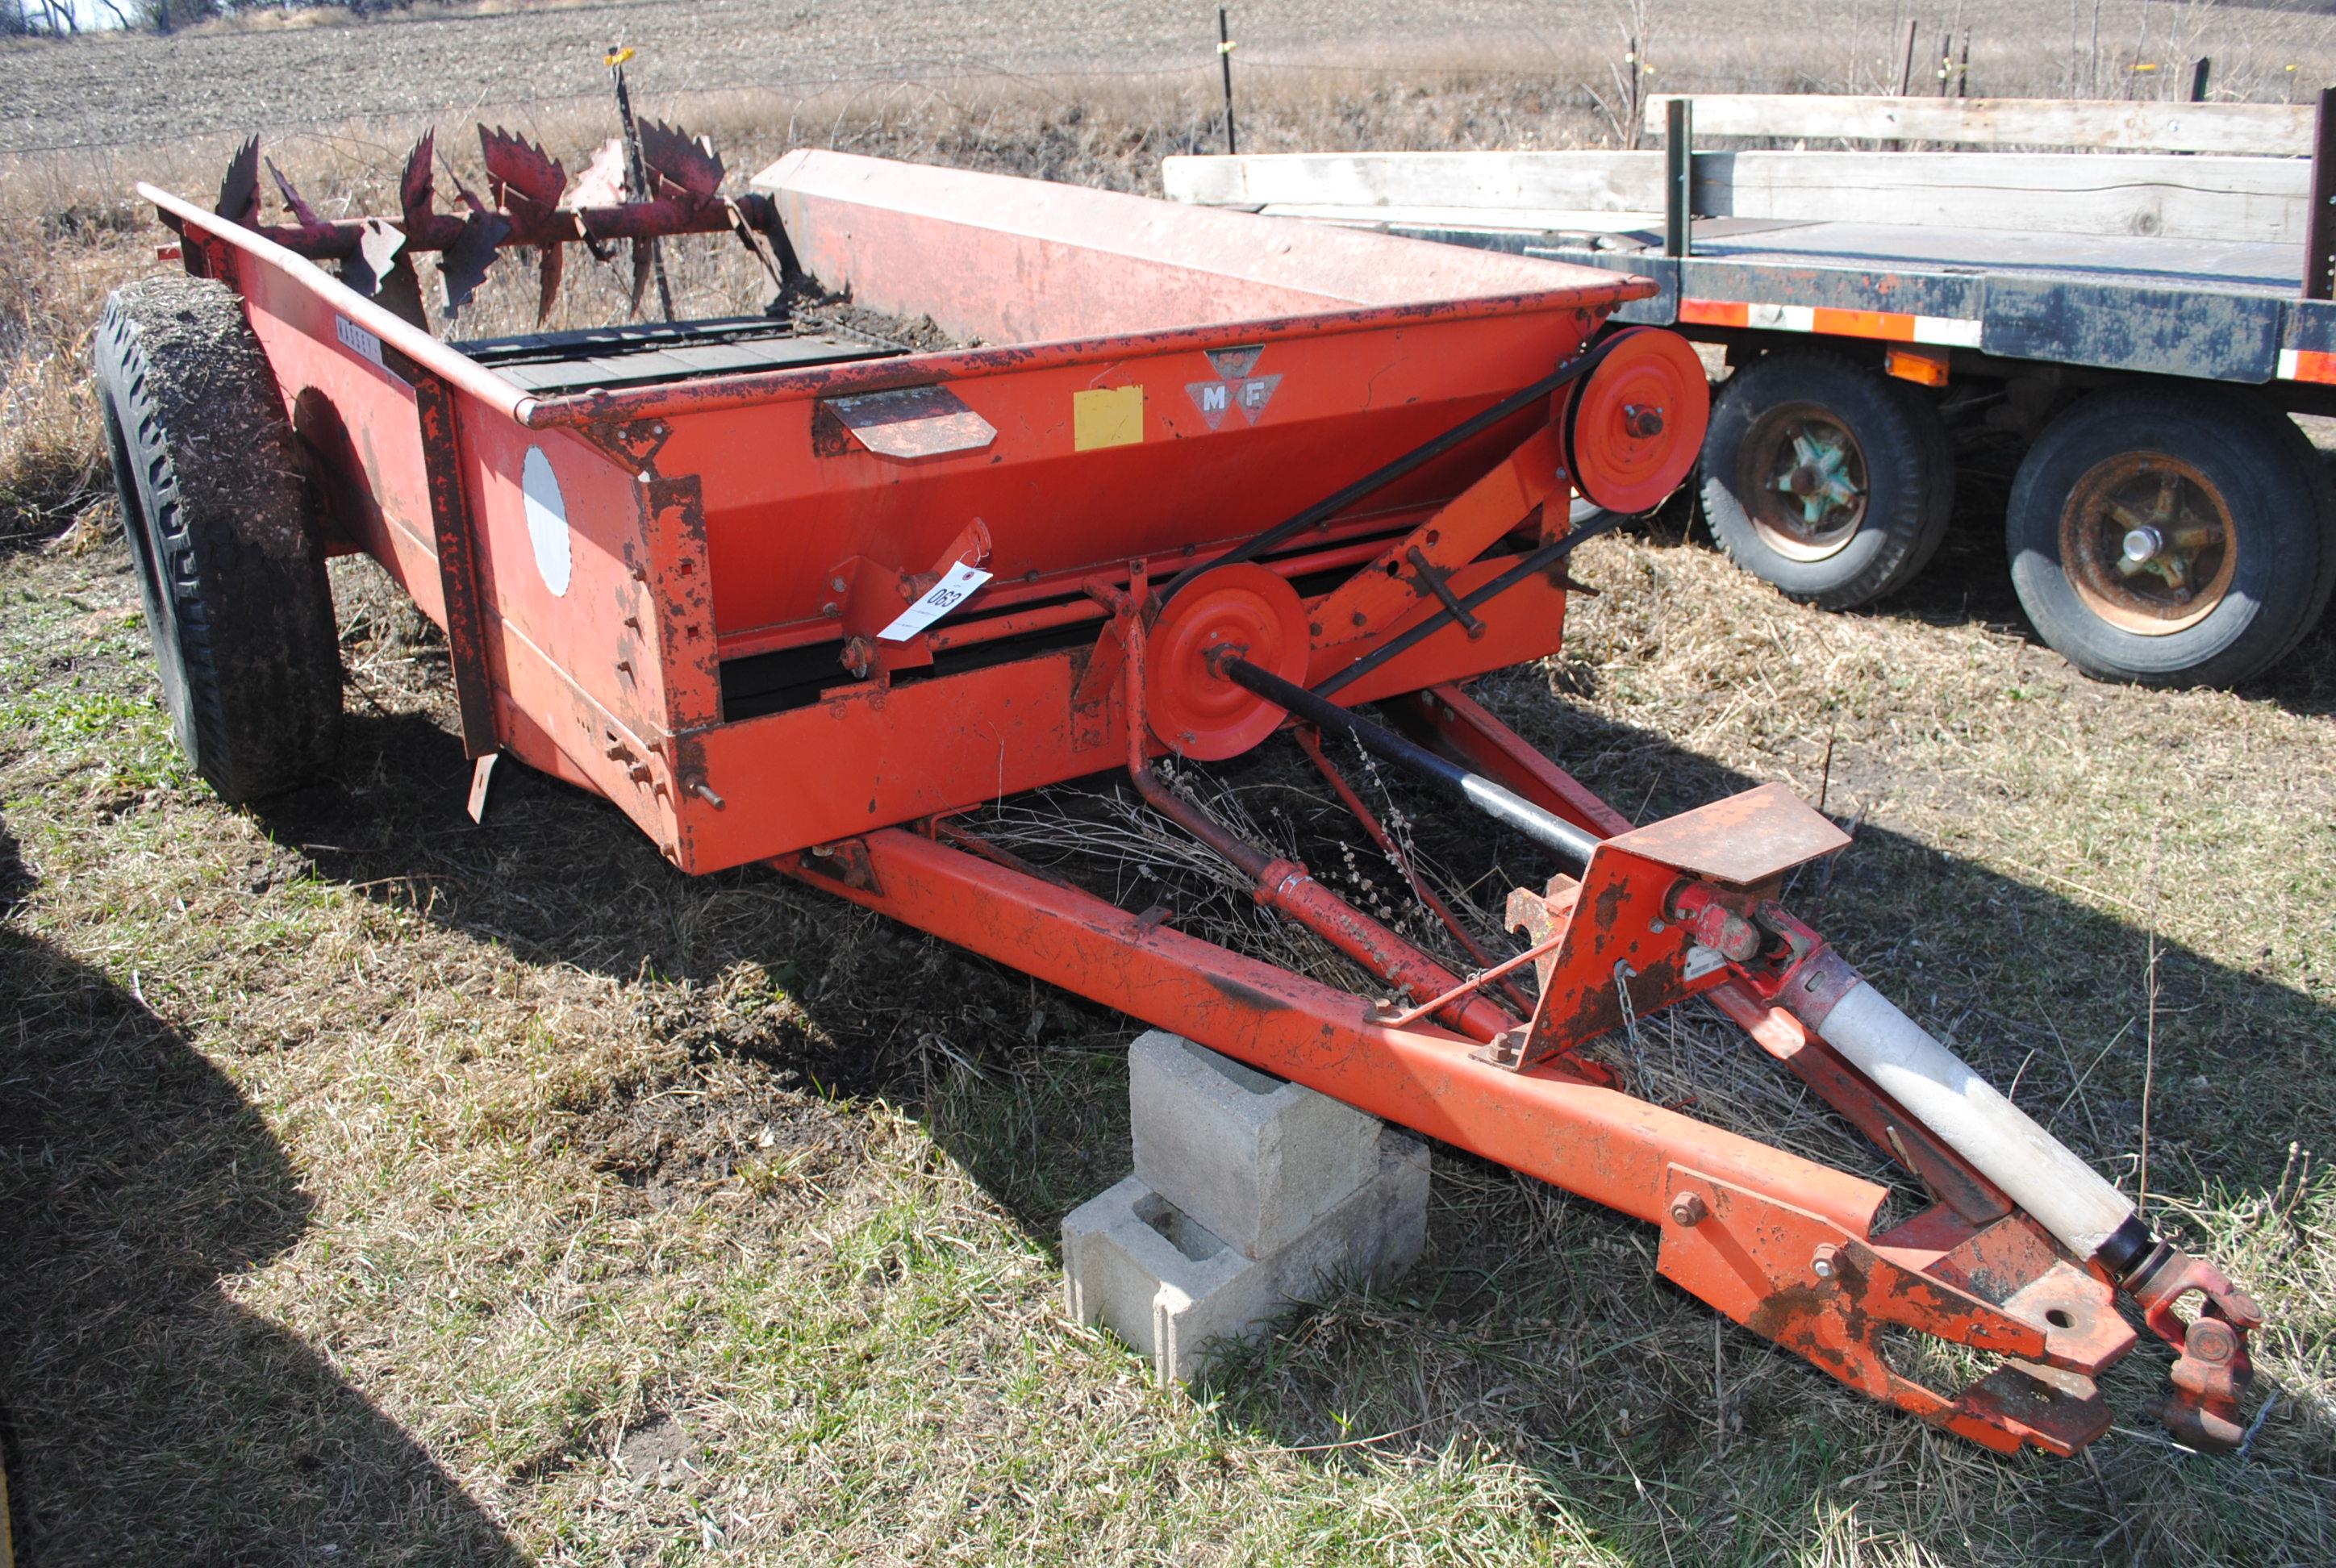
[1816,307,1917,340]
[1679,298,1750,328]
[2279,348,2336,384]
[1679,298,1980,348]
[1886,347,1950,386]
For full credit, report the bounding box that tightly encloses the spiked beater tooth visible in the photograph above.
[566,137,628,211]
[264,156,322,230]
[728,204,782,286]
[629,237,652,316]
[478,124,565,219]
[373,252,429,335]
[341,216,407,297]
[399,131,437,230]
[536,243,565,325]
[217,136,261,225]
[634,118,723,202]
[440,210,511,319]
[445,165,491,219]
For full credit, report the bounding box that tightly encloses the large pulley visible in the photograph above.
[1144,563,1308,761]
[1565,326,1710,514]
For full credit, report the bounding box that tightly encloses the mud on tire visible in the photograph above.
[93,273,340,803]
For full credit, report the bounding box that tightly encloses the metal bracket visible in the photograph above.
[1404,545,1487,638]
[799,837,882,894]
[1500,784,1848,1065]
[413,372,498,760]
[465,752,499,824]
[1658,1167,2117,1457]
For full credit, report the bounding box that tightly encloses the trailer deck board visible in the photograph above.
[1641,94,2315,156]
[1519,226,2307,382]
[1163,149,2313,245]
[1658,221,2301,294]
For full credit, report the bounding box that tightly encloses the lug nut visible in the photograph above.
[1669,1192,1707,1227]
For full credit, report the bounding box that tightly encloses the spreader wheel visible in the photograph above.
[1700,350,1954,609]
[2006,386,2336,686]
[1146,564,1308,761]
[93,274,341,803]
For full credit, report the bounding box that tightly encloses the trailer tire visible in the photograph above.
[1700,351,1954,609]
[2005,386,2335,688]
[92,274,341,803]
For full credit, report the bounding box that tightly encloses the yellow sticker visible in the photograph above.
[1073,386,1144,451]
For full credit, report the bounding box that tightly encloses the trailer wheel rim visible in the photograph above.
[2059,452,2236,636]
[1742,404,1868,562]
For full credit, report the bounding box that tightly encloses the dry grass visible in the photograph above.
[5,18,2336,1567]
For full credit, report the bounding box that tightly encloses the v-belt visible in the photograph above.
[1158,331,1630,606]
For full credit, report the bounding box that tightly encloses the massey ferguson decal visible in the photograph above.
[1187,344,1283,431]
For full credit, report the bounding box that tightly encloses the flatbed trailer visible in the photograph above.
[1165,92,2336,688]
[93,126,2266,1459]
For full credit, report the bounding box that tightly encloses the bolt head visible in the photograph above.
[1669,1192,1707,1227]
[2188,1318,2238,1364]
[1812,1245,1841,1281]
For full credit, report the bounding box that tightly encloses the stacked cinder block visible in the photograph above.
[1062,1030,1429,1384]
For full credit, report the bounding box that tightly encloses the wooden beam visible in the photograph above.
[1641,94,2313,156]
[1254,203,1662,235]
[1698,151,2306,244]
[1165,150,2310,244]
[1162,150,1666,215]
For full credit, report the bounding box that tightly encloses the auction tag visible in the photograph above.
[878,560,992,642]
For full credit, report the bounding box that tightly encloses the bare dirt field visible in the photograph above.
[4,0,2334,155]
[4,2,2336,1565]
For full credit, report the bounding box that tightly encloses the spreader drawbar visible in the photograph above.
[1223,650,2263,1443]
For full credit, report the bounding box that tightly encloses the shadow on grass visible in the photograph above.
[249,656,2336,1561]
[261,655,2336,1245]
[0,819,522,1566]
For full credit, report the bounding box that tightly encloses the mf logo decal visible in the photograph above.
[1186,344,1283,432]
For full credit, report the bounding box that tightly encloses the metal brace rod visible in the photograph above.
[1224,657,1604,867]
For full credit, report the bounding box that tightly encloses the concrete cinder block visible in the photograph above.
[1063,1129,1429,1384]
[1129,1030,1384,1259]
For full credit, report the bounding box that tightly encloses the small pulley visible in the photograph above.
[1565,326,1710,514]
[1145,564,1309,761]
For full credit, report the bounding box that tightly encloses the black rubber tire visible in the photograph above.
[1699,350,1954,609]
[2005,386,2336,688]
[92,274,340,803]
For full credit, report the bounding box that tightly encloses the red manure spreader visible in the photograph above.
[97,123,2259,1456]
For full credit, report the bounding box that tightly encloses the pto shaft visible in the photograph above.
[1792,969,2146,1266]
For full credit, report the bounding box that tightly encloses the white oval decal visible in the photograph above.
[521,446,571,597]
